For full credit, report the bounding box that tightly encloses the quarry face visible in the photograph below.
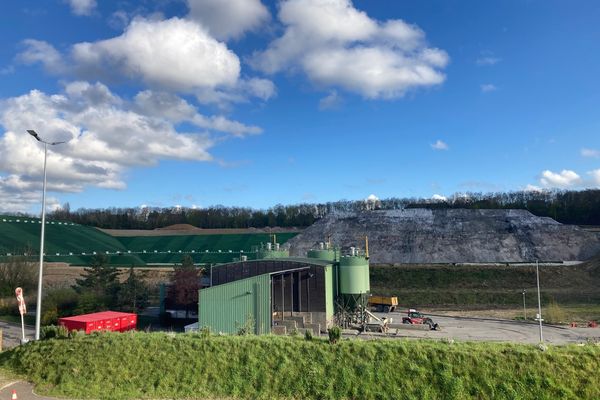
[287,209,600,263]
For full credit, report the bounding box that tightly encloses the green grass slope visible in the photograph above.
[0,333,598,400]
[0,216,131,264]
[0,216,298,265]
[370,261,600,308]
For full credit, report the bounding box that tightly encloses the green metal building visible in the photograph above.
[198,243,370,334]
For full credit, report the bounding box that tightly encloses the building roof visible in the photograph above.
[211,256,333,270]
[58,311,136,322]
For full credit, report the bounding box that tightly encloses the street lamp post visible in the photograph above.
[535,259,544,343]
[27,130,67,341]
[522,289,527,320]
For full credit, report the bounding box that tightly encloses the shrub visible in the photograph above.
[545,301,567,324]
[236,315,255,336]
[328,326,341,344]
[199,327,211,339]
[40,325,69,340]
[304,329,313,341]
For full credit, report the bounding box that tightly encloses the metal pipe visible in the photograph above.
[536,260,544,343]
[34,142,48,341]
[522,289,527,320]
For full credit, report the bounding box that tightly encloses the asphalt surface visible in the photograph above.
[0,322,34,349]
[368,312,600,344]
[0,380,58,400]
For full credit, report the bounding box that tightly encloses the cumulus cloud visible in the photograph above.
[66,0,97,16]
[430,140,448,150]
[252,0,448,99]
[480,83,497,93]
[186,0,270,40]
[0,82,260,212]
[539,170,582,188]
[581,148,600,158]
[70,17,240,91]
[19,17,273,105]
[18,40,65,74]
[431,194,447,201]
[588,169,600,186]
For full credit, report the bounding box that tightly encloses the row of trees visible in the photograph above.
[30,189,600,229]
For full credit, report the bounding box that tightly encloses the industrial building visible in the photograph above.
[198,241,370,334]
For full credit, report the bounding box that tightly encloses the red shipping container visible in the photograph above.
[59,311,137,334]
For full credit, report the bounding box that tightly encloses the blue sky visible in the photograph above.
[0,0,599,213]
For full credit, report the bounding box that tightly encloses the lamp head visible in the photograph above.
[27,130,41,141]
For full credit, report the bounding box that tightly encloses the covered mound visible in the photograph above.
[287,209,600,263]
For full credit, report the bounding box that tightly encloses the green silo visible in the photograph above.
[338,254,370,309]
[307,249,337,262]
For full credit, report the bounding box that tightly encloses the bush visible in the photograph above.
[199,327,211,339]
[304,329,313,341]
[545,301,567,324]
[236,315,255,336]
[40,325,69,340]
[328,326,341,344]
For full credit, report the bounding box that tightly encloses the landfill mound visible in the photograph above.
[286,209,600,263]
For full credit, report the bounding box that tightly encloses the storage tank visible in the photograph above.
[339,255,370,294]
[255,242,289,259]
[338,254,370,309]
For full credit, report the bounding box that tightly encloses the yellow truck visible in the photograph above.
[368,296,398,313]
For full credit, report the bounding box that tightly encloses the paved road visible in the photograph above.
[370,312,600,344]
[0,322,34,349]
[0,380,57,400]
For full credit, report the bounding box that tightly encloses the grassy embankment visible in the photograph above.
[0,216,298,265]
[1,332,599,400]
[370,259,600,321]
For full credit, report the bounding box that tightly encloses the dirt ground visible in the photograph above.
[43,263,173,290]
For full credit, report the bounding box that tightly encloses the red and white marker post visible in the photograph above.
[15,287,27,342]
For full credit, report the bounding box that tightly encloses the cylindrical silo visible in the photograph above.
[338,255,370,309]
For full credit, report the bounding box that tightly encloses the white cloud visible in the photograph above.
[66,0,97,16]
[540,170,582,188]
[430,140,448,151]
[480,83,497,93]
[476,55,501,66]
[186,0,270,40]
[524,184,543,192]
[366,194,379,201]
[588,169,600,186]
[133,90,262,136]
[252,0,448,99]
[0,83,260,213]
[18,40,65,74]
[319,90,342,110]
[581,148,600,158]
[431,194,447,201]
[70,17,240,92]
[19,17,273,106]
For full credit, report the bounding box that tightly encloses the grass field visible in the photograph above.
[0,332,599,399]
[370,260,600,311]
[0,216,298,265]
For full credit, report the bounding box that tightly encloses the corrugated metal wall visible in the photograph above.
[198,274,271,334]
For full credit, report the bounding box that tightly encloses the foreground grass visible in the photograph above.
[1,332,599,399]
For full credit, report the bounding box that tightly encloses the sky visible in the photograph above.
[0,0,599,213]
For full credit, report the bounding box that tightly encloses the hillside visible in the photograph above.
[287,209,600,263]
[1,333,599,399]
[0,216,298,265]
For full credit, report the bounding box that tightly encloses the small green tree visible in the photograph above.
[0,250,37,297]
[118,266,149,312]
[73,255,119,310]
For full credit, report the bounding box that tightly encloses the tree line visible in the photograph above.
[33,189,600,229]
